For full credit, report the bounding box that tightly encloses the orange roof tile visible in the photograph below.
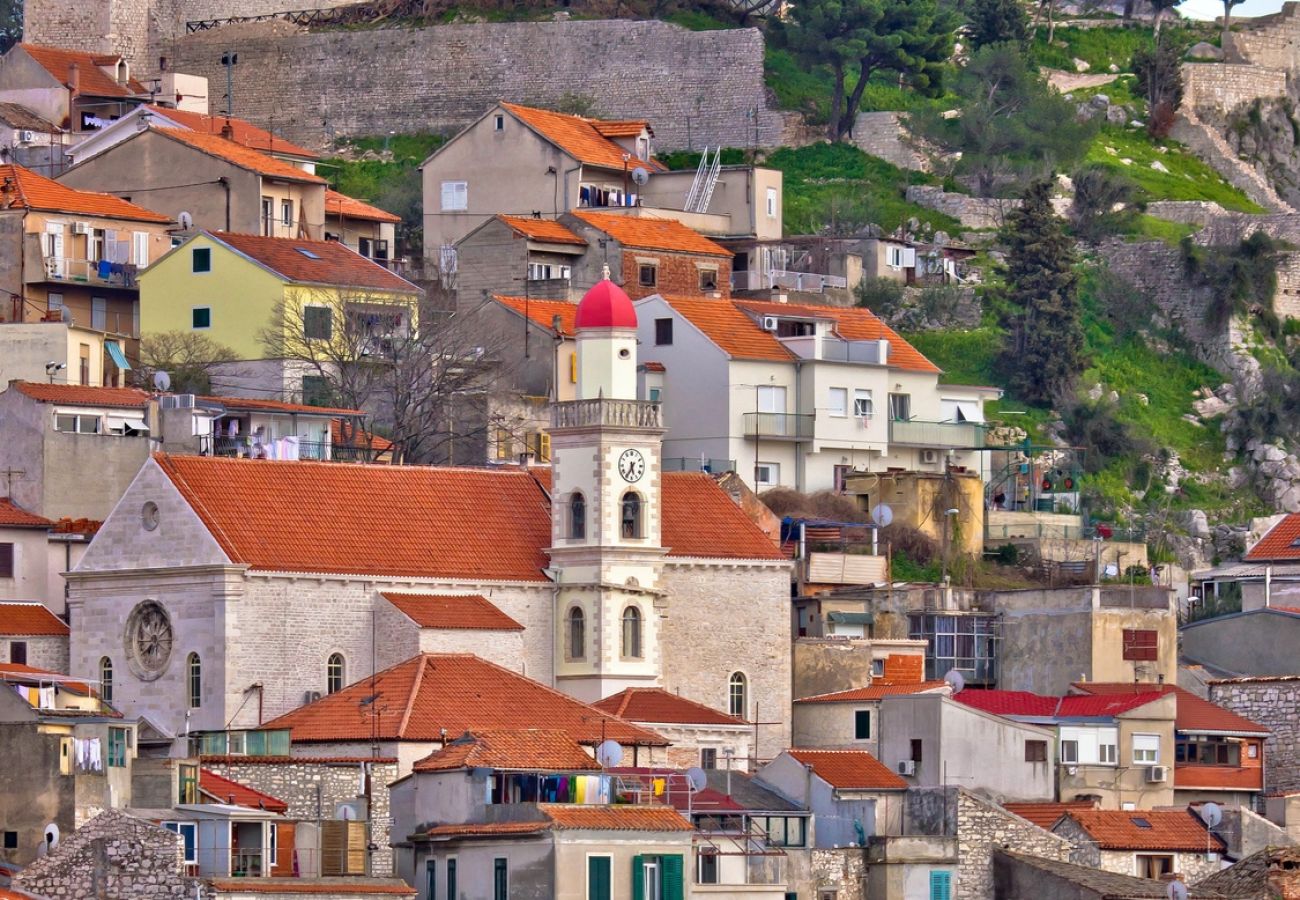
[197,394,363,417]
[785,749,908,790]
[260,653,668,746]
[11,381,151,408]
[660,472,786,561]
[210,232,418,293]
[0,602,68,636]
[592,688,746,727]
[20,44,145,97]
[734,299,941,374]
[1003,800,1099,830]
[330,419,393,454]
[199,769,289,813]
[50,517,102,535]
[492,295,579,336]
[656,296,792,362]
[152,128,326,183]
[381,593,524,631]
[0,662,94,695]
[501,103,665,173]
[1246,513,1300,561]
[426,820,550,838]
[795,680,949,703]
[540,804,693,831]
[591,120,654,139]
[147,105,318,159]
[1061,809,1225,852]
[326,189,401,224]
[1071,683,1269,736]
[497,214,587,246]
[412,729,601,773]
[1174,764,1263,790]
[570,210,729,257]
[0,163,170,222]
[0,499,53,529]
[207,881,414,896]
[154,455,552,580]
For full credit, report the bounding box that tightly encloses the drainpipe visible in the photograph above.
[218,177,231,232]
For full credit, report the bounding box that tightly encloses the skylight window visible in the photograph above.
[295,248,321,259]
[1290,536,1300,547]
[1131,817,1152,828]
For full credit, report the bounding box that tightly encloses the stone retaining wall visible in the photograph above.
[903,186,1019,230]
[1224,1,1300,71]
[852,111,929,172]
[1209,677,1300,795]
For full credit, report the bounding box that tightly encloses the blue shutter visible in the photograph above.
[930,870,952,900]
[661,855,684,900]
[588,856,611,900]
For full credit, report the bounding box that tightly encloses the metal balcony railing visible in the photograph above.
[552,398,662,430]
[743,412,814,440]
[888,418,986,448]
[663,457,735,474]
[42,256,139,288]
[200,435,386,463]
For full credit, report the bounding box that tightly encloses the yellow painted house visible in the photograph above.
[138,230,421,401]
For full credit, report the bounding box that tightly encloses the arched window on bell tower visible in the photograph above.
[729,671,748,719]
[621,491,643,539]
[569,492,586,540]
[621,606,643,659]
[567,606,586,661]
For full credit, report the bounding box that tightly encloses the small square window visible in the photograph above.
[1025,740,1048,762]
[192,247,211,273]
[870,658,885,676]
[654,318,673,345]
[303,306,332,340]
[192,307,211,329]
[638,264,658,287]
[700,748,717,769]
[699,268,718,291]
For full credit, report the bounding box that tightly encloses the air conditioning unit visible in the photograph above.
[71,222,90,235]
[761,316,779,332]
[18,130,34,144]
[897,760,916,776]
[921,449,940,464]
[159,394,197,409]
[303,690,322,704]
[1147,765,1168,783]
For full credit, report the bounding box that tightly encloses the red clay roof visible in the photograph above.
[211,232,418,293]
[571,210,730,257]
[1071,683,1269,735]
[785,749,908,790]
[540,803,692,831]
[260,653,667,746]
[148,105,318,160]
[326,189,401,224]
[955,689,1168,719]
[734,299,940,374]
[0,499,53,529]
[199,394,363,417]
[199,769,289,813]
[592,688,745,727]
[152,128,325,183]
[0,602,68,636]
[412,729,601,773]
[657,296,793,362]
[381,593,524,631]
[20,44,146,97]
[1245,513,1300,561]
[501,103,665,173]
[426,820,549,838]
[493,295,579,336]
[1174,764,1263,790]
[330,419,393,454]
[795,680,948,703]
[661,472,786,560]
[1061,808,1226,852]
[0,662,94,695]
[11,381,151,408]
[0,163,171,222]
[1003,800,1099,830]
[497,214,586,246]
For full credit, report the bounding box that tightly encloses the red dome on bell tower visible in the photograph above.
[575,273,637,330]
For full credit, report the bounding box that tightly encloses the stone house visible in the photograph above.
[0,600,67,670]
[454,214,589,307]
[1196,844,1300,899]
[1052,808,1225,882]
[1209,675,1300,801]
[0,44,147,138]
[591,687,753,771]
[992,849,1224,899]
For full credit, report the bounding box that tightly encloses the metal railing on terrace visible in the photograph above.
[199,436,382,463]
[888,418,986,448]
[743,412,814,441]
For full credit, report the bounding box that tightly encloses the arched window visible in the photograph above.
[186,652,201,709]
[567,607,585,661]
[621,606,643,659]
[729,672,747,719]
[327,653,346,694]
[99,657,113,705]
[621,492,642,539]
[569,492,586,540]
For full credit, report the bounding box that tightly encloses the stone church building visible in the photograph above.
[66,278,793,759]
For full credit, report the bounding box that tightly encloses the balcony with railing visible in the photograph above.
[552,397,662,430]
[743,412,814,441]
[888,418,987,448]
[731,269,848,293]
[199,435,381,463]
[25,234,139,288]
[779,335,889,364]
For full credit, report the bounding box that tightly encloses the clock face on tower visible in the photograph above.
[618,448,646,483]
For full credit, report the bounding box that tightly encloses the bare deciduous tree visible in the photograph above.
[136,330,238,394]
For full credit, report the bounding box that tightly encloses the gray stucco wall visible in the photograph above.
[1182,609,1300,676]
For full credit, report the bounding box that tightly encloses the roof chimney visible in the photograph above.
[67,63,80,98]
[220,121,234,140]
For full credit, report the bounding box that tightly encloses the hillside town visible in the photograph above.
[4,0,1300,898]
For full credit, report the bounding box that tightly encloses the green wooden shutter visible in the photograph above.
[588,856,611,900]
[930,870,952,900]
[661,855,684,900]
[631,856,645,900]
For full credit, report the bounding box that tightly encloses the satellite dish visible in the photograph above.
[1167,880,1188,900]
[43,822,60,851]
[1199,801,1222,828]
[595,739,623,768]
[871,504,894,527]
[153,370,172,392]
[685,766,708,792]
[630,166,650,186]
[177,210,194,230]
[943,669,965,694]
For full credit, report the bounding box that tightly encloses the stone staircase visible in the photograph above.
[1172,108,1298,214]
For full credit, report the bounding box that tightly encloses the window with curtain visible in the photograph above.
[327,653,345,694]
[729,672,747,719]
[187,652,201,709]
[570,492,586,540]
[621,607,642,659]
[567,607,585,660]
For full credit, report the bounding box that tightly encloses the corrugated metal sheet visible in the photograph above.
[808,552,887,585]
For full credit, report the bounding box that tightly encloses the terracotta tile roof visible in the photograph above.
[199,755,397,765]
[501,103,665,173]
[955,689,1167,719]
[20,44,146,97]
[0,662,94,695]
[259,653,668,746]
[1071,683,1269,735]
[0,602,68,636]
[50,517,101,535]
[198,394,363,417]
[0,163,170,222]
[154,455,553,580]
[425,820,550,838]
[1245,513,1300,561]
[660,472,786,560]
[199,769,289,813]
[330,419,393,454]
[539,803,693,831]
[642,361,666,373]
[0,102,56,131]
[210,232,419,293]
[492,295,579,336]
[0,499,53,529]
[1174,764,1263,790]
[497,214,586,246]
[411,729,601,773]
[733,299,941,374]
[326,189,401,224]
[11,381,151,408]
[147,105,318,160]
[656,296,792,362]
[1060,808,1225,852]
[206,881,415,895]
[592,687,745,726]
[1002,800,1099,830]
[380,593,524,631]
[795,680,948,703]
[570,210,729,257]
[591,120,653,139]
[785,749,908,790]
[152,128,326,183]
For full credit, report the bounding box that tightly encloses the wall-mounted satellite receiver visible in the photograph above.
[595,739,623,768]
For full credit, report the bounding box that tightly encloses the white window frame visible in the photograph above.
[1133,733,1160,765]
[163,822,198,865]
[132,231,149,267]
[281,200,293,228]
[766,187,778,218]
[853,389,874,417]
[888,246,906,269]
[1100,741,1118,765]
[1060,739,1078,764]
[441,180,468,211]
[756,385,786,414]
[755,462,779,487]
[827,387,848,418]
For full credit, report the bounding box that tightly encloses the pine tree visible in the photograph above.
[1001,179,1084,406]
[966,0,1030,50]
